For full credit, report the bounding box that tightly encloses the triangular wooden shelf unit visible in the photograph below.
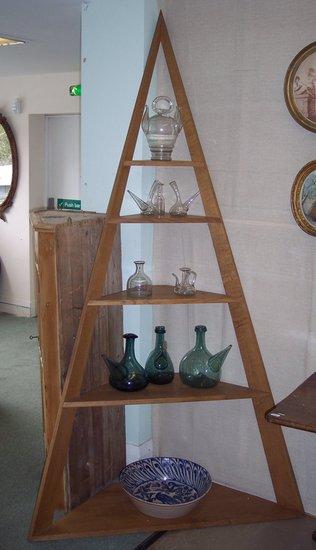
[29,11,304,541]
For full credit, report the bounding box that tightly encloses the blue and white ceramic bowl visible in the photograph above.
[119,457,212,519]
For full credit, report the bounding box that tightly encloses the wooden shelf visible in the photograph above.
[266,372,316,433]
[29,13,304,543]
[106,214,220,224]
[124,160,204,167]
[31,482,303,541]
[88,285,238,306]
[64,375,264,407]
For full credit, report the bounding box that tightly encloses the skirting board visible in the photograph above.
[0,302,32,317]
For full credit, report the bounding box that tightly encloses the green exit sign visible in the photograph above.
[69,84,81,96]
[57,198,81,211]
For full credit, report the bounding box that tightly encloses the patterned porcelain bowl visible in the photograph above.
[119,457,212,519]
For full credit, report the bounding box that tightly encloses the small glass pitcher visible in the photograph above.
[172,267,197,295]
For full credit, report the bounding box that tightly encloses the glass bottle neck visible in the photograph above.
[170,181,181,202]
[135,262,145,275]
[194,331,206,350]
[155,332,165,350]
[124,337,136,360]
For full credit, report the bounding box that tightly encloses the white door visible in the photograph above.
[45,114,80,203]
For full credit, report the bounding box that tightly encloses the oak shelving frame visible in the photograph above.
[29,11,304,541]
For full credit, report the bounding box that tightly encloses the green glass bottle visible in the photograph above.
[102,333,148,391]
[145,326,174,385]
[179,325,232,388]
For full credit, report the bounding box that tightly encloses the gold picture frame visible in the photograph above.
[284,42,316,132]
[0,113,18,221]
[291,160,316,236]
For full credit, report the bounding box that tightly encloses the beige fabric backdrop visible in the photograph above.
[152,0,316,513]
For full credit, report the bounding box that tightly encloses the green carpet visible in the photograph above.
[0,313,146,550]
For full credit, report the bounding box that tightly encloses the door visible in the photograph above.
[45,114,80,204]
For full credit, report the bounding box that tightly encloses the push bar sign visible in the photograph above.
[57,198,81,210]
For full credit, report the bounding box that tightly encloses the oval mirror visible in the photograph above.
[0,114,18,221]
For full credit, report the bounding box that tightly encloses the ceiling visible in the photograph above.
[0,0,82,76]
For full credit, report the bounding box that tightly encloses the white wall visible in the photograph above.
[0,72,80,316]
[153,0,316,514]
[81,0,158,454]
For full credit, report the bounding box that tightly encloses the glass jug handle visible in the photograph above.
[152,96,173,114]
[189,270,197,286]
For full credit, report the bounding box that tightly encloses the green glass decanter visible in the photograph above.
[102,333,148,392]
[145,326,174,385]
[179,325,232,388]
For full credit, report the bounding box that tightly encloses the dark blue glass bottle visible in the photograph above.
[102,333,148,391]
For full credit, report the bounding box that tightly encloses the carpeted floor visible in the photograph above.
[150,518,316,549]
[0,313,146,550]
[0,312,315,550]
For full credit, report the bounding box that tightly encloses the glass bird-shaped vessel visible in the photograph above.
[172,267,197,296]
[169,180,200,216]
[179,325,232,388]
[127,179,165,216]
[127,261,152,298]
[141,96,182,160]
[145,326,174,385]
[102,333,148,392]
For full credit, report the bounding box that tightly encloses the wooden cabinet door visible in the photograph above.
[35,214,125,510]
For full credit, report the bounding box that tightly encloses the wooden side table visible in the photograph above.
[266,372,316,540]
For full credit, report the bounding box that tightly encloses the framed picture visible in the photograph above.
[291,161,316,236]
[284,42,316,132]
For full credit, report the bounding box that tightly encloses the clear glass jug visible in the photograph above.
[127,261,152,297]
[169,181,200,216]
[172,267,197,295]
[127,179,165,216]
[141,96,182,161]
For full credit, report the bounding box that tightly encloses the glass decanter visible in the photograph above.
[179,325,232,388]
[141,96,182,160]
[151,180,165,215]
[145,326,174,385]
[127,180,165,216]
[169,180,200,216]
[127,261,152,297]
[172,267,197,295]
[102,333,148,391]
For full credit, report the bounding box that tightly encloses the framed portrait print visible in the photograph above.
[284,42,316,132]
[291,160,316,236]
